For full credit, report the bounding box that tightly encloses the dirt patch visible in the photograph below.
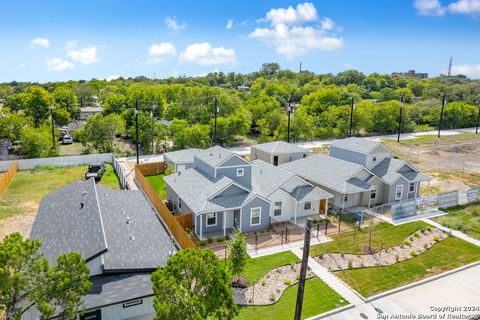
[0,213,35,240]
[427,177,470,193]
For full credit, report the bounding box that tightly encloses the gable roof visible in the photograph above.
[330,137,389,154]
[253,141,307,154]
[370,158,431,184]
[194,145,236,167]
[30,179,172,271]
[280,154,374,194]
[288,185,333,202]
[164,148,201,164]
[251,159,296,198]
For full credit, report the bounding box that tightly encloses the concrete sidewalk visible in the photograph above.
[248,235,331,258]
[423,218,480,247]
[291,248,364,306]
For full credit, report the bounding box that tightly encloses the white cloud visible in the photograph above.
[265,2,318,26]
[67,46,100,65]
[343,63,352,69]
[451,64,480,78]
[179,42,236,65]
[64,40,78,50]
[31,38,50,48]
[105,75,121,81]
[226,19,234,30]
[47,58,74,71]
[321,17,334,30]
[149,42,177,56]
[414,0,447,15]
[448,0,480,15]
[165,17,186,32]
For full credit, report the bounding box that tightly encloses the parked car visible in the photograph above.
[62,135,73,144]
[85,163,106,181]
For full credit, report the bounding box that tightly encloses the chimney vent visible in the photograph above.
[126,217,131,224]
[129,233,135,241]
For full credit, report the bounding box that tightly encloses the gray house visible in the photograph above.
[25,179,173,320]
[164,148,201,173]
[251,141,308,166]
[329,137,431,206]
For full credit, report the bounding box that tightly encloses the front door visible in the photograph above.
[233,209,240,229]
[273,156,279,166]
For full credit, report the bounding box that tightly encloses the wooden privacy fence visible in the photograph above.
[135,165,196,249]
[175,214,193,230]
[136,162,166,176]
[0,161,18,194]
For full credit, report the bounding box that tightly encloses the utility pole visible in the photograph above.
[299,61,302,73]
[49,106,56,151]
[287,97,292,143]
[476,100,480,134]
[213,95,218,145]
[397,95,404,142]
[294,218,312,320]
[150,105,155,155]
[448,57,453,76]
[135,99,139,164]
[438,93,446,138]
[349,96,354,137]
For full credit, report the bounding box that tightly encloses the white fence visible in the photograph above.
[112,156,129,189]
[0,153,113,171]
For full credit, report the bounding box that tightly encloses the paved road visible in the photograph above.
[315,264,480,320]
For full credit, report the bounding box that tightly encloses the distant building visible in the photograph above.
[391,70,428,79]
[78,106,103,120]
[237,85,250,92]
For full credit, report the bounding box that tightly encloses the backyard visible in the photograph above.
[0,164,121,239]
[236,251,347,320]
[433,202,480,240]
[145,173,167,199]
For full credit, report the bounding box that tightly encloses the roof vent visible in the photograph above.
[129,233,135,241]
[126,217,131,224]
[50,203,56,208]
[79,202,84,209]
[82,190,87,196]
[260,169,263,174]
[121,210,126,215]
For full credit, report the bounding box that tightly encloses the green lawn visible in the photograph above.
[241,251,300,284]
[382,133,478,147]
[335,236,480,297]
[236,277,347,320]
[310,221,428,256]
[0,164,120,220]
[145,174,167,199]
[100,164,122,190]
[434,202,480,240]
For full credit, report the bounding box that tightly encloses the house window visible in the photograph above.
[236,168,244,177]
[395,185,403,200]
[250,207,261,226]
[344,194,349,203]
[409,182,415,193]
[303,153,308,158]
[274,201,282,216]
[80,310,101,320]
[304,202,311,210]
[206,213,217,226]
[123,299,143,308]
[178,198,182,210]
[370,187,377,200]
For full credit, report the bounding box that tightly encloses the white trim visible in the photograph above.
[370,186,377,200]
[206,212,217,227]
[217,153,251,168]
[273,201,282,217]
[178,198,182,210]
[395,185,404,200]
[218,164,251,169]
[303,201,312,210]
[236,168,244,177]
[207,181,250,200]
[250,207,261,226]
[409,182,416,193]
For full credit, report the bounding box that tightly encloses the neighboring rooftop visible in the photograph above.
[280,154,374,193]
[30,179,172,271]
[195,145,236,167]
[330,137,385,154]
[164,148,201,164]
[252,141,307,154]
[251,159,296,198]
[288,185,333,202]
[80,106,103,113]
[371,158,431,184]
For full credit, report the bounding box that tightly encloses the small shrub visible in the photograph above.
[283,279,292,285]
[312,218,319,224]
[318,253,324,259]
[216,236,225,242]
[413,232,419,238]
[395,255,400,262]
[248,299,252,303]
[296,274,299,281]
[348,260,353,269]
[410,251,418,257]
[471,209,480,217]
[198,240,207,247]
[409,236,414,242]
[261,280,266,286]
[433,236,440,242]
[404,240,412,246]
[276,289,281,293]
[426,225,432,231]
[340,253,344,258]
[276,268,282,274]
[270,293,276,302]
[290,262,296,270]
[207,237,213,244]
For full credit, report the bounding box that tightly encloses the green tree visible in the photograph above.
[151,248,237,320]
[82,114,116,153]
[20,126,55,158]
[260,62,280,76]
[228,229,248,282]
[0,108,28,141]
[0,233,92,320]
[25,86,54,127]
[3,93,28,112]
[53,86,79,119]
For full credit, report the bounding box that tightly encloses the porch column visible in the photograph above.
[294,200,298,224]
[223,211,227,237]
[200,214,203,240]
[324,199,328,215]
[368,191,372,208]
[427,180,431,196]
[239,210,242,233]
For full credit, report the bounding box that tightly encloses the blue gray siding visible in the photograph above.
[329,146,366,166]
[216,166,252,187]
[240,197,270,233]
[166,185,194,217]
[387,177,412,203]
[196,212,225,235]
[193,157,215,178]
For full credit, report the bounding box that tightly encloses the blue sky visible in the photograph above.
[1,0,479,82]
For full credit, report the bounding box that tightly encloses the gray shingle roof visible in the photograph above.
[253,141,307,154]
[371,158,431,184]
[280,154,373,193]
[31,179,172,271]
[195,145,235,167]
[288,185,333,202]
[330,137,384,154]
[251,159,296,198]
[30,179,107,264]
[164,148,201,164]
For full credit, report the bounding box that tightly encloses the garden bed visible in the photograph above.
[433,202,480,240]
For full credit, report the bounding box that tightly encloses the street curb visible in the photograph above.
[305,304,355,320]
[365,260,480,302]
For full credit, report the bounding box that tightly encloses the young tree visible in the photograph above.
[228,229,248,282]
[20,126,55,158]
[151,248,237,320]
[0,233,92,320]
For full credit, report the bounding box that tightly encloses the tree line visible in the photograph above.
[1,63,479,157]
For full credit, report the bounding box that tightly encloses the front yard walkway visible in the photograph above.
[291,248,364,306]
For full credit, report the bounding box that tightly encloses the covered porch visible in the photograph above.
[196,209,240,241]
[289,185,332,224]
